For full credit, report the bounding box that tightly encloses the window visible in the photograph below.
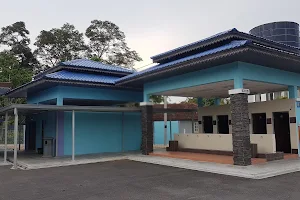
[194,122,199,133]
[217,115,229,134]
[252,113,267,134]
[203,116,213,133]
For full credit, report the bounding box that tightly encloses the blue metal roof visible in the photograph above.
[60,59,134,74]
[151,28,237,60]
[151,28,300,63]
[117,40,249,83]
[46,70,120,84]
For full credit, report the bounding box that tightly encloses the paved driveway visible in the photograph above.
[0,160,299,200]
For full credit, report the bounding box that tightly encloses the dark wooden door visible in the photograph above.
[273,112,291,153]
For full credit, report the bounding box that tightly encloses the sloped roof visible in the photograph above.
[60,59,134,73]
[151,28,236,61]
[45,70,120,84]
[151,28,300,63]
[116,40,248,84]
[34,59,134,80]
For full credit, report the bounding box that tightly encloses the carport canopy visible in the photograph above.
[0,104,196,169]
[152,80,289,98]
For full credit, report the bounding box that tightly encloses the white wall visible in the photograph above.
[196,99,297,150]
[174,133,276,153]
[179,121,193,134]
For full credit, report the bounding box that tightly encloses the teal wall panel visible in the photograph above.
[28,86,143,105]
[33,111,57,150]
[143,62,238,100]
[63,112,141,155]
[154,121,179,145]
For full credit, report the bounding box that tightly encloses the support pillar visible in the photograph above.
[140,102,153,155]
[164,96,168,146]
[72,110,75,161]
[229,88,252,166]
[288,85,297,99]
[57,97,63,106]
[4,112,8,163]
[12,108,18,169]
[121,112,124,152]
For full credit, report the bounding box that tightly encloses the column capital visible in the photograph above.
[140,102,154,106]
[229,88,250,95]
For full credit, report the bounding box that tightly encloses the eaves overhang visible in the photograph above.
[152,29,300,63]
[116,43,300,87]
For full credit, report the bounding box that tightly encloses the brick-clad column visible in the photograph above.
[229,88,252,166]
[140,102,154,155]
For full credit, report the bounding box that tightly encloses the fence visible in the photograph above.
[0,125,25,151]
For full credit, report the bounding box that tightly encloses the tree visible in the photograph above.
[34,23,87,70]
[0,21,38,70]
[0,51,32,88]
[85,20,142,69]
[0,51,33,107]
[149,95,164,104]
[184,97,215,106]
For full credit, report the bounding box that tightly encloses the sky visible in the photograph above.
[1,0,300,102]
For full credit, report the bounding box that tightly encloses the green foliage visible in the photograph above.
[0,21,38,70]
[34,23,87,70]
[0,52,31,106]
[0,51,32,88]
[220,98,230,105]
[85,20,142,68]
[149,95,164,104]
[185,97,197,104]
[184,97,215,106]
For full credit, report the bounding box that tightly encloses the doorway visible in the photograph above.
[273,112,291,153]
[217,115,229,134]
[28,121,36,151]
[252,113,267,134]
[203,116,213,133]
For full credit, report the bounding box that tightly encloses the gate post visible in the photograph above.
[229,88,252,166]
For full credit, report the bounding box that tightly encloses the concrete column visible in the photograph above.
[288,86,297,99]
[72,110,75,161]
[121,112,124,152]
[12,108,18,169]
[164,96,168,146]
[229,88,251,166]
[140,102,154,155]
[57,97,63,106]
[4,112,8,163]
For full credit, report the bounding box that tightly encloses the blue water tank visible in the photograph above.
[249,21,299,47]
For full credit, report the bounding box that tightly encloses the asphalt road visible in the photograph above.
[0,160,299,200]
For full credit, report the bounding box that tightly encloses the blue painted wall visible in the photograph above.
[32,111,56,150]
[28,87,59,104]
[143,62,238,100]
[58,86,143,102]
[143,61,300,100]
[154,121,179,144]
[63,112,141,155]
[237,62,300,86]
[28,85,143,105]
